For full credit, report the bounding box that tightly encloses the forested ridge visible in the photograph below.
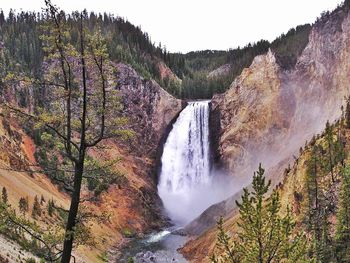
[0,7,321,100]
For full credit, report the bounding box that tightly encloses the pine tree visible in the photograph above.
[306,145,326,261]
[306,145,320,228]
[2,187,8,204]
[210,217,238,263]
[335,166,350,262]
[334,129,346,167]
[306,143,336,262]
[345,96,350,129]
[47,199,54,217]
[325,121,335,182]
[319,214,334,262]
[32,195,42,218]
[18,197,29,216]
[211,164,307,263]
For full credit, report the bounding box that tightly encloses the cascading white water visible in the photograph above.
[120,101,233,262]
[158,100,213,225]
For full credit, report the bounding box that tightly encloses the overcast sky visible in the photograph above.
[1,0,344,53]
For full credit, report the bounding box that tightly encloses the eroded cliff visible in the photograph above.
[0,63,183,262]
[213,3,350,193]
[183,3,350,262]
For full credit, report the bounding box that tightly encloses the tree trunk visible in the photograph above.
[61,161,84,263]
[328,140,334,183]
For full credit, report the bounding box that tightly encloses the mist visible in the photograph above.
[159,170,234,225]
[157,101,238,226]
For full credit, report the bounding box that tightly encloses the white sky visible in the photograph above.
[0,0,344,53]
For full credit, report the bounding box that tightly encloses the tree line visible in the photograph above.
[0,7,312,100]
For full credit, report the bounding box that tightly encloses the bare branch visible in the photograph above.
[4,103,79,162]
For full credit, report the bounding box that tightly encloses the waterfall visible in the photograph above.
[158,100,213,225]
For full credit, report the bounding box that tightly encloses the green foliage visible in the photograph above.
[122,227,135,238]
[32,196,41,219]
[306,144,334,262]
[47,199,54,217]
[174,24,310,99]
[0,8,180,96]
[212,164,307,263]
[0,8,312,100]
[84,158,124,198]
[304,119,349,262]
[335,166,350,262]
[97,251,109,262]
[0,194,64,261]
[0,191,101,261]
[19,197,29,216]
[2,187,8,204]
[25,258,36,263]
[210,216,237,263]
[271,24,311,70]
[345,96,350,129]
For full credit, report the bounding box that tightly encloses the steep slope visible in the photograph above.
[0,63,182,262]
[213,0,350,204]
[207,64,232,79]
[183,121,350,262]
[182,2,350,261]
[116,63,184,159]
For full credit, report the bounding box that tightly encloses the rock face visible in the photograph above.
[109,63,183,232]
[212,6,350,182]
[211,50,284,179]
[156,60,182,83]
[183,4,350,262]
[0,62,183,262]
[93,64,183,261]
[116,63,183,159]
[207,64,232,79]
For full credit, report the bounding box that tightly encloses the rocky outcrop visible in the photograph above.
[156,61,182,83]
[183,3,350,262]
[116,63,183,159]
[207,64,232,79]
[212,5,350,181]
[0,62,183,262]
[109,63,183,234]
[211,50,285,178]
[89,64,183,261]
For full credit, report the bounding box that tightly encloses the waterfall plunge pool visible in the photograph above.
[118,227,187,262]
[118,101,232,262]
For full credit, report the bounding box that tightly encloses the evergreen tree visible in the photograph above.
[2,187,8,204]
[345,96,350,129]
[306,145,326,261]
[334,129,346,167]
[210,216,238,263]
[306,143,336,262]
[335,166,350,262]
[211,164,307,263]
[319,214,334,262]
[32,195,41,218]
[18,197,29,216]
[325,121,335,182]
[306,145,320,228]
[47,199,54,217]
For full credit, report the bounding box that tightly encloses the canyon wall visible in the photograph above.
[0,63,183,262]
[212,4,350,187]
[183,3,350,262]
